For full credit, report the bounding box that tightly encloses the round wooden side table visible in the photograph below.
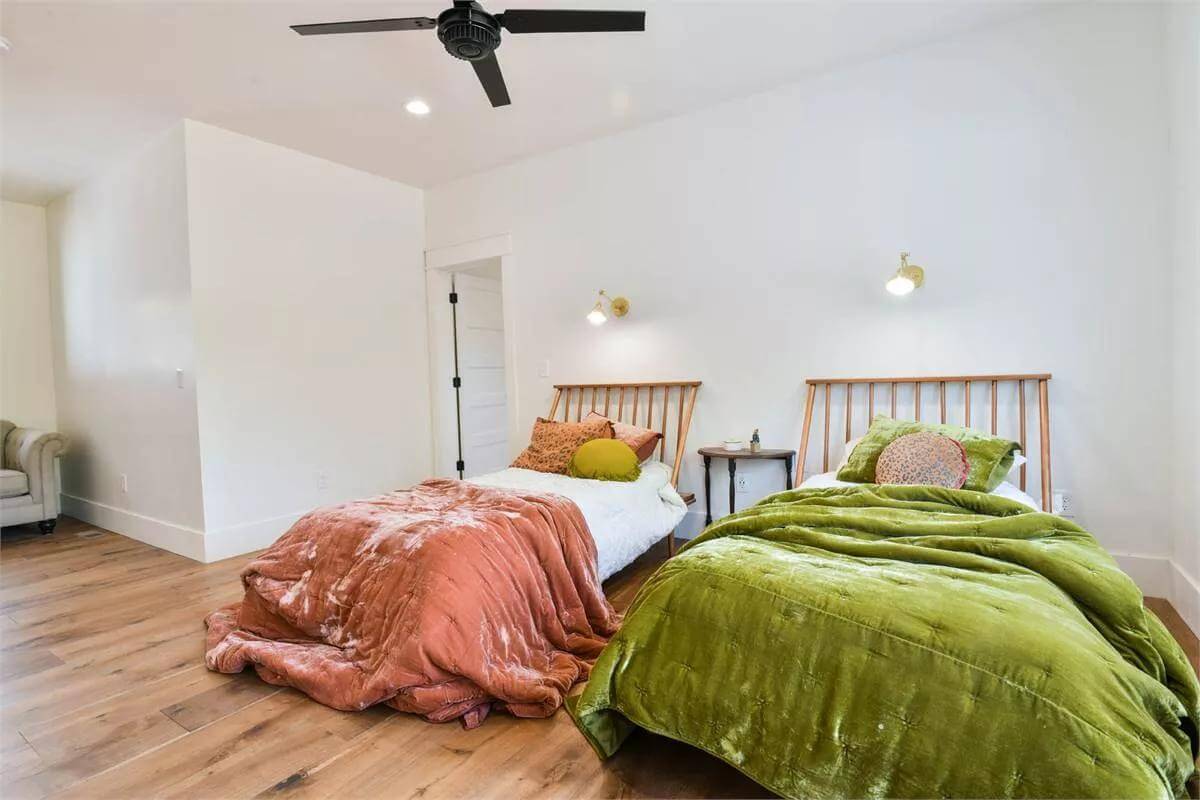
[697,447,796,525]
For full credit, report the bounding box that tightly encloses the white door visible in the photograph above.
[453,273,508,477]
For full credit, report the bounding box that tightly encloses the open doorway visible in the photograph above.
[425,237,518,479]
[448,262,507,477]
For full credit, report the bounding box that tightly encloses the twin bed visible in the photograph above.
[205,375,1199,798]
[205,381,698,726]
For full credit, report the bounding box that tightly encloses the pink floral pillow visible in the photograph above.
[874,432,969,489]
[584,411,662,462]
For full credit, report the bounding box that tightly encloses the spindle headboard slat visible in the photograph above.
[797,373,1053,511]
[548,381,701,488]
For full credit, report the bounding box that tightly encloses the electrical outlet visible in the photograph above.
[1053,491,1073,517]
[120,474,128,493]
[538,359,550,378]
[316,472,329,491]
[175,368,184,389]
[735,474,749,493]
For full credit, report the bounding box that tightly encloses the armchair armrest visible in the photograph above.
[5,428,69,510]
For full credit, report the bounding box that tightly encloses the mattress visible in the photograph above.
[469,461,688,580]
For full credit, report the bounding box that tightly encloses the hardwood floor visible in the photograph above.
[1,517,1196,799]
[1,518,767,800]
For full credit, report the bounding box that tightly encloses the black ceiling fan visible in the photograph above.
[291,2,646,108]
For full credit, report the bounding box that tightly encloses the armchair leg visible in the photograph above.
[38,519,57,535]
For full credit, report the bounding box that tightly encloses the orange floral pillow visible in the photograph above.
[584,412,662,462]
[511,417,613,474]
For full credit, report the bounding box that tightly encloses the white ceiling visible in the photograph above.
[1,1,1043,205]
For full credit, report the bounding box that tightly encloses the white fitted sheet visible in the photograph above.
[798,471,1042,511]
[468,461,687,581]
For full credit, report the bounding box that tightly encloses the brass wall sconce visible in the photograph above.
[886,252,926,296]
[587,290,630,326]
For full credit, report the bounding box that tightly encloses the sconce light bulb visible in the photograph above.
[886,275,916,296]
[587,307,607,326]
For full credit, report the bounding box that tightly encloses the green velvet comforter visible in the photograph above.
[571,485,1199,798]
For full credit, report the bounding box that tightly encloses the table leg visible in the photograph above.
[785,453,794,490]
[703,455,713,525]
[728,459,737,516]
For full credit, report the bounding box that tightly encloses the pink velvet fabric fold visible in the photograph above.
[204,479,620,726]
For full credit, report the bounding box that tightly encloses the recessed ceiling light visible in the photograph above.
[405,99,431,116]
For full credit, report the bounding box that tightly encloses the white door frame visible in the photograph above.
[424,234,520,477]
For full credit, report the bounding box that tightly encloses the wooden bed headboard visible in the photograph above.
[798,374,1053,511]
[548,381,701,487]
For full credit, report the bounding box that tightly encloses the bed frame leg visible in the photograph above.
[666,531,676,558]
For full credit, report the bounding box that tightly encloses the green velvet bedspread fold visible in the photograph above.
[570,485,1199,799]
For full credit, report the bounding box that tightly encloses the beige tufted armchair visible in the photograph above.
[0,420,69,534]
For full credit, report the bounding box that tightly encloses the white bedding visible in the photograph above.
[468,461,687,581]
[798,471,1042,511]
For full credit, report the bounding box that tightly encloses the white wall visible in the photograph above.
[46,124,208,554]
[183,121,431,560]
[1166,1,1200,633]
[43,121,429,562]
[1,200,58,430]
[427,4,1175,571]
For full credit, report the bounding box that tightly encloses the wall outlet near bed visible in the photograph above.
[1053,491,1073,517]
[735,474,750,493]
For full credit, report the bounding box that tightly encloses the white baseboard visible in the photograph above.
[1110,552,1173,598]
[1168,560,1200,637]
[202,511,304,563]
[61,494,303,564]
[675,509,707,541]
[60,493,206,561]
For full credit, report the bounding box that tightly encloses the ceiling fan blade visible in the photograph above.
[472,52,512,107]
[497,9,645,33]
[291,17,436,36]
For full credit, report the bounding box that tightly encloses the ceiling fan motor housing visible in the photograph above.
[437,5,501,61]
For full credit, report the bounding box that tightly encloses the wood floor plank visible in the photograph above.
[0,723,45,782]
[1,626,205,728]
[3,668,289,798]
[161,670,282,732]
[57,691,391,799]
[0,647,64,681]
[258,711,520,799]
[8,706,186,798]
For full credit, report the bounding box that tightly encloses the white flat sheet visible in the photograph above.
[798,471,1042,511]
[468,461,687,581]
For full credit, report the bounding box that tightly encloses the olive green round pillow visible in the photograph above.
[567,438,641,482]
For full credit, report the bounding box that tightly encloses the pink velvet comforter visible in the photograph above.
[204,479,620,727]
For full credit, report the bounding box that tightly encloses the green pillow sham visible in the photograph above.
[567,438,641,482]
[837,414,1020,492]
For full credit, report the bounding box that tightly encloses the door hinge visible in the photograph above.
[448,291,458,304]
[456,459,465,473]
[452,376,461,388]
